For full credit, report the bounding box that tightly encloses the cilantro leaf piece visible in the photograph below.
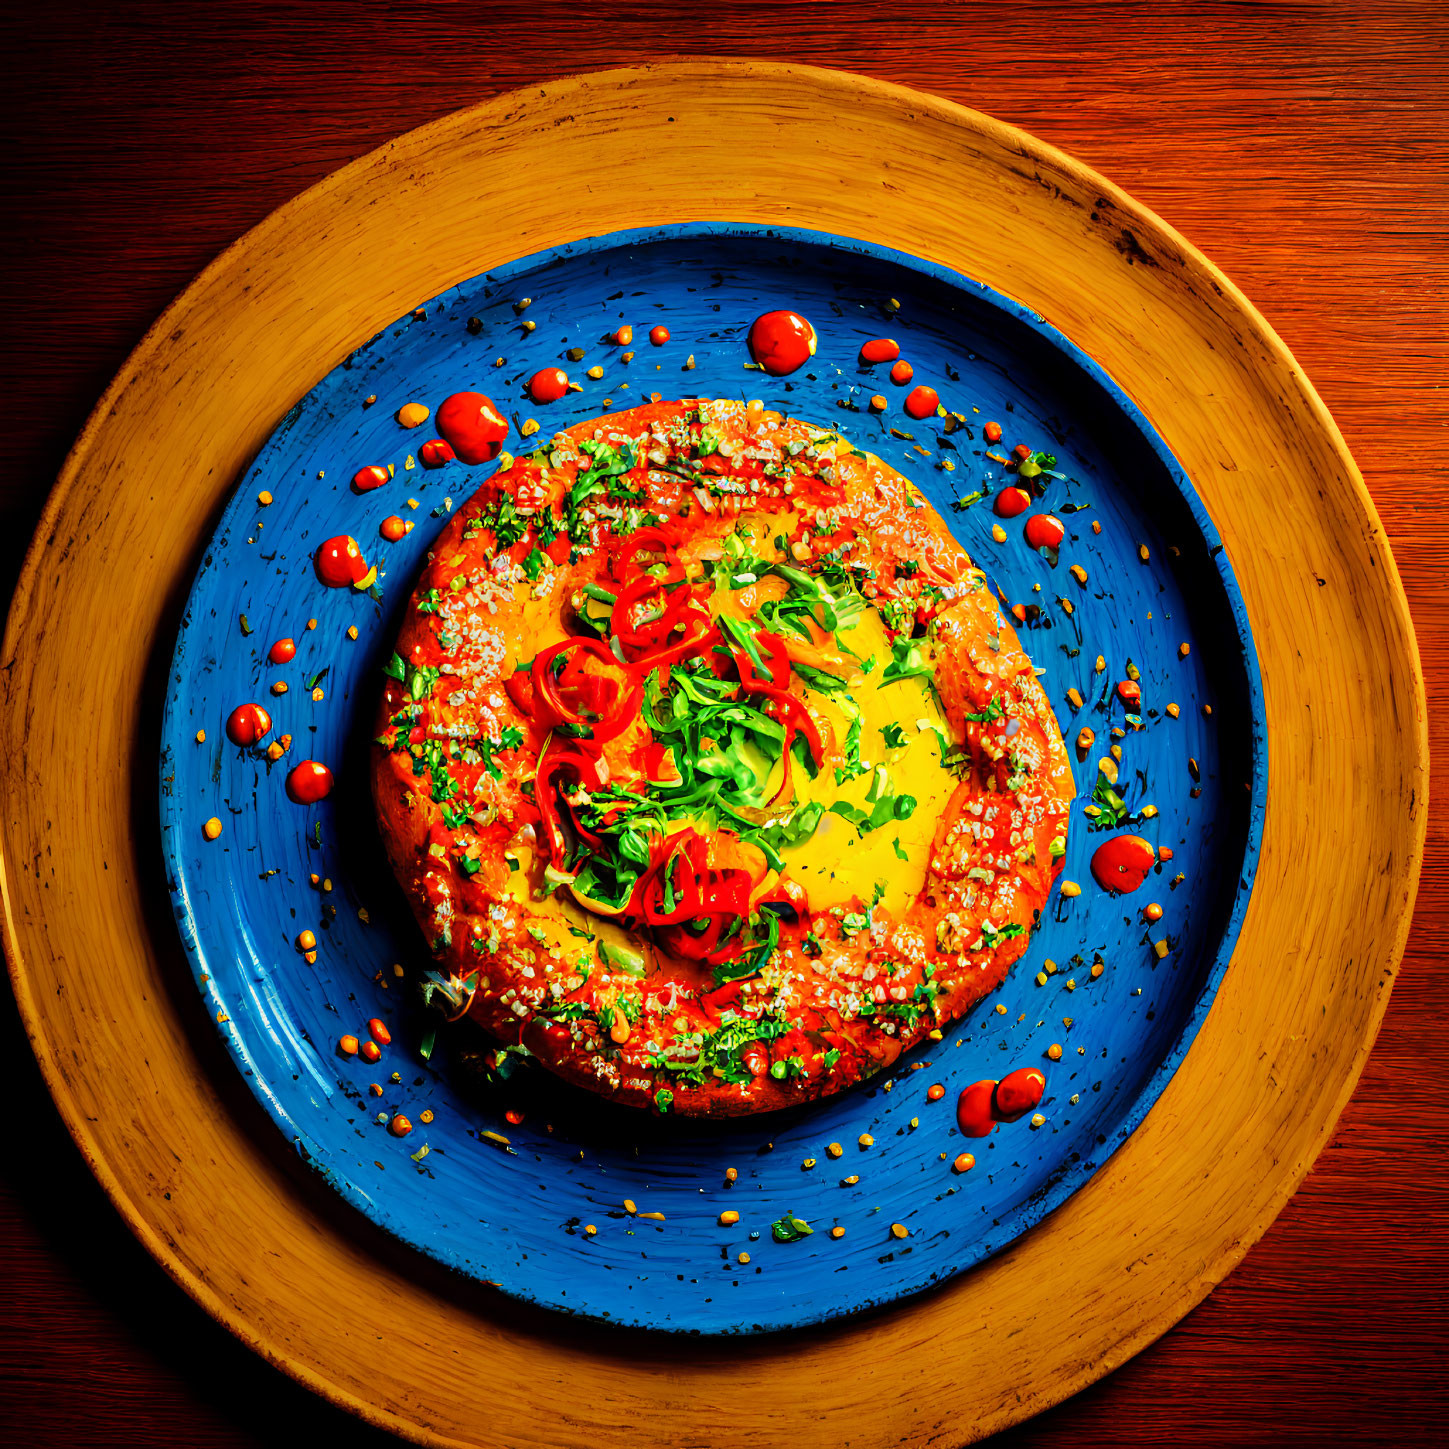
[712,909,780,986]
[833,715,869,786]
[575,437,639,499]
[1090,768,1133,828]
[881,636,933,684]
[771,1213,814,1243]
[407,663,443,701]
[980,921,1027,950]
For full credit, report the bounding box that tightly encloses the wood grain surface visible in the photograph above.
[1,5,1444,1446]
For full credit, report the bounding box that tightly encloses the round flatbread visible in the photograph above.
[372,399,1073,1115]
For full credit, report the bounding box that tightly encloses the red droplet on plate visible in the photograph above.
[314,536,367,588]
[859,337,900,364]
[435,391,509,463]
[285,759,334,805]
[225,703,272,747]
[994,487,1031,519]
[747,310,818,376]
[1023,514,1065,552]
[994,1068,1046,1122]
[351,465,390,493]
[1090,834,1156,894]
[956,1078,1000,1137]
[527,368,571,404]
[904,384,939,419]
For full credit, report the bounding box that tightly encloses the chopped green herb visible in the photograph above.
[882,635,933,684]
[771,1213,814,1243]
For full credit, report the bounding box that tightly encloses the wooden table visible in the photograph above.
[2,5,1444,1443]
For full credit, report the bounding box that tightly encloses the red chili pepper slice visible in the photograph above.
[756,685,824,770]
[504,669,537,717]
[533,740,607,861]
[698,978,750,1020]
[530,638,642,741]
[606,527,683,584]
[657,916,730,960]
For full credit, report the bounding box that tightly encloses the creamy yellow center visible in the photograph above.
[780,603,953,919]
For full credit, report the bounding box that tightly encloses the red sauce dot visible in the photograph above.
[994,1068,1046,1122]
[225,703,272,747]
[994,487,1031,519]
[418,438,455,469]
[285,759,334,805]
[1090,834,1156,894]
[527,367,570,404]
[955,1078,999,1137]
[859,337,900,364]
[435,391,509,463]
[904,384,939,419]
[748,310,817,376]
[314,535,367,588]
[889,359,914,386]
[649,325,670,346]
[351,465,390,493]
[267,637,296,665]
[1023,514,1065,553]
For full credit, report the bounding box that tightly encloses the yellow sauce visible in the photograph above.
[782,604,953,918]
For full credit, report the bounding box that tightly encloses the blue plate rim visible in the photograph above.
[159,219,1268,1335]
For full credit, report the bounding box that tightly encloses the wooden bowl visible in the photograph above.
[0,61,1425,1446]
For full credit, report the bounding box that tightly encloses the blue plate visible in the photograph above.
[160,224,1265,1334]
